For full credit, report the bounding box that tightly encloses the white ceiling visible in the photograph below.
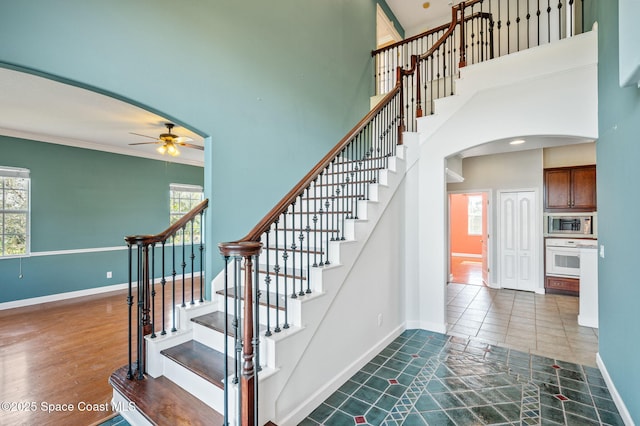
[0,67,205,167]
[456,135,594,159]
[385,0,455,37]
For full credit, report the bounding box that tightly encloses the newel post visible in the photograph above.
[458,2,467,68]
[218,241,263,426]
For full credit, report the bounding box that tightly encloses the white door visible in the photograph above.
[499,191,538,291]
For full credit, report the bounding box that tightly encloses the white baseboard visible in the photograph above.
[596,353,635,426]
[0,282,132,311]
[0,272,203,311]
[451,253,482,258]
[276,324,405,426]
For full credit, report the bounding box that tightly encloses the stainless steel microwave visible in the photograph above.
[544,212,597,238]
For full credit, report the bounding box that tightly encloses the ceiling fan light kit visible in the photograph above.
[129,122,202,157]
[157,141,180,156]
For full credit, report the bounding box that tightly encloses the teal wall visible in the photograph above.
[0,1,385,300]
[0,136,203,303]
[595,0,640,421]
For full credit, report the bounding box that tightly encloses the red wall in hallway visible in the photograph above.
[449,193,482,255]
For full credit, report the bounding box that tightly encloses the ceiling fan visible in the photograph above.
[129,123,203,156]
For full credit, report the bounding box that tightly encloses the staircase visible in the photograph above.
[111,136,409,425]
[110,1,591,424]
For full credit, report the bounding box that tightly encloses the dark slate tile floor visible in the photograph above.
[301,329,624,425]
[97,414,129,426]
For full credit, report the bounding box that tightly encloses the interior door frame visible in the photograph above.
[447,189,493,287]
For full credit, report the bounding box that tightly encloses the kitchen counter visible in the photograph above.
[578,247,598,328]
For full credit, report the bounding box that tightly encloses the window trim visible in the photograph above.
[467,195,483,236]
[0,166,31,258]
[169,183,204,244]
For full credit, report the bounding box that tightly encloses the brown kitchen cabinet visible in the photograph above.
[545,276,579,296]
[544,165,596,212]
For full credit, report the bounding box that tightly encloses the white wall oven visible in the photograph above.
[545,238,597,278]
[544,212,597,238]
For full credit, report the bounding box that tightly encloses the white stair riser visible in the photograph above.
[256,240,343,269]
[163,356,228,413]
[263,216,357,242]
[214,292,303,329]
[192,322,268,369]
[112,390,153,426]
[305,177,384,199]
[264,200,370,228]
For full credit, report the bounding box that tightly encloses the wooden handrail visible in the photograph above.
[223,0,492,252]
[372,20,453,57]
[371,2,491,57]
[225,0,489,248]
[418,5,462,63]
[125,198,209,246]
[232,85,402,243]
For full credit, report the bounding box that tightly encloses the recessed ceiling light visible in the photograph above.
[510,139,525,145]
[422,2,431,9]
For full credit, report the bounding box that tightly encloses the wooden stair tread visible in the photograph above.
[241,263,308,280]
[192,311,267,336]
[109,365,223,425]
[278,227,341,233]
[160,340,232,389]
[216,287,291,311]
[302,194,365,201]
[335,154,390,165]
[326,165,385,174]
[315,180,373,186]
[263,245,325,254]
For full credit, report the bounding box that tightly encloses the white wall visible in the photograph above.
[448,149,544,289]
[405,30,598,332]
[271,161,409,425]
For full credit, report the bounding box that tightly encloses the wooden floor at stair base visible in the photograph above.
[109,366,223,425]
[0,280,200,426]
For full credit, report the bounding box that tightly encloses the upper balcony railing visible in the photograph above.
[374,0,586,130]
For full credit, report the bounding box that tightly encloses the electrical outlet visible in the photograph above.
[599,245,605,258]
[377,313,383,327]
[106,271,113,279]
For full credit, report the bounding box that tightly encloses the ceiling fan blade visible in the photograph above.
[129,131,159,140]
[174,136,193,143]
[129,141,162,146]
[177,142,204,150]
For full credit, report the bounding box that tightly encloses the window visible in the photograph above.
[170,183,204,244]
[467,195,483,236]
[0,167,30,257]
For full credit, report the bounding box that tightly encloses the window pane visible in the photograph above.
[467,195,483,236]
[5,213,27,235]
[5,188,28,210]
[5,234,26,255]
[169,185,204,244]
[0,172,30,257]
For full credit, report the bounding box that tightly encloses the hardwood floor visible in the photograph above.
[450,255,484,285]
[0,280,201,426]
